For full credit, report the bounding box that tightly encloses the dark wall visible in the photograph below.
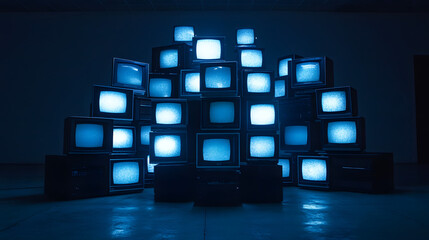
[1,11,428,164]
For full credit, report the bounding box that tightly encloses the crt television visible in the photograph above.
[112,57,149,91]
[180,69,201,98]
[149,131,187,164]
[246,132,279,162]
[201,97,241,130]
[192,36,225,62]
[278,154,297,185]
[237,47,264,69]
[136,121,151,152]
[242,70,274,99]
[321,117,366,151]
[200,61,238,96]
[151,99,188,129]
[297,155,330,189]
[236,28,255,46]
[109,157,144,193]
[196,133,240,168]
[290,57,333,92]
[277,54,303,78]
[147,73,179,98]
[152,44,192,73]
[92,85,134,120]
[247,100,279,130]
[315,86,358,118]
[280,121,320,152]
[112,124,136,154]
[173,26,195,44]
[64,117,113,155]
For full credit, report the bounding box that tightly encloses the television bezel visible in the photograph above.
[151,99,188,129]
[112,124,137,154]
[246,100,279,130]
[246,132,279,162]
[242,69,274,99]
[235,28,256,46]
[297,155,330,189]
[321,117,366,151]
[200,61,238,96]
[179,69,201,98]
[192,36,226,62]
[173,25,195,44]
[147,73,179,98]
[280,121,320,152]
[111,57,149,91]
[277,54,303,78]
[315,86,358,118]
[63,116,113,154]
[151,43,192,73]
[92,85,134,120]
[237,47,264,69]
[196,133,240,169]
[149,131,188,164]
[109,157,144,193]
[201,97,241,130]
[290,56,333,91]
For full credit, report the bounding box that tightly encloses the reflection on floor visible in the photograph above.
[1,164,429,240]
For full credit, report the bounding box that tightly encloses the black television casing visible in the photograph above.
[297,154,331,189]
[154,164,195,202]
[246,100,279,131]
[242,69,274,99]
[151,98,188,130]
[63,117,113,155]
[200,61,238,96]
[133,96,152,122]
[240,164,283,203]
[277,54,303,78]
[315,86,358,119]
[278,95,316,121]
[173,25,195,45]
[246,132,279,163]
[237,47,264,69]
[201,97,241,130]
[192,36,226,62]
[152,43,192,73]
[112,122,137,155]
[278,153,297,186]
[321,117,366,152]
[179,69,201,99]
[109,157,144,194]
[280,121,321,152]
[149,131,188,164]
[290,57,334,94]
[196,133,240,169]
[92,85,134,120]
[112,57,149,91]
[147,73,179,98]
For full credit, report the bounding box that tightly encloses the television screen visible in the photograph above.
[140,125,151,146]
[93,85,134,119]
[301,158,327,181]
[284,126,308,146]
[275,79,286,98]
[112,161,140,185]
[278,58,292,77]
[154,135,181,157]
[250,104,275,125]
[291,57,333,92]
[247,73,270,93]
[152,44,191,73]
[174,26,195,42]
[197,133,240,168]
[194,37,224,60]
[296,62,320,83]
[278,159,290,178]
[316,87,357,118]
[236,28,255,45]
[155,103,182,125]
[200,62,238,96]
[240,49,263,68]
[327,121,357,144]
[75,124,104,148]
[99,91,127,114]
[184,72,200,93]
[205,66,231,88]
[112,58,149,91]
[203,139,231,161]
[150,132,187,164]
[210,102,234,123]
[149,78,172,98]
[113,128,134,149]
[250,136,275,158]
[321,117,365,151]
[322,91,346,112]
[160,49,179,69]
[201,97,240,129]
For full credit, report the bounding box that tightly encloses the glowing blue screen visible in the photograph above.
[184,72,200,93]
[140,126,151,145]
[113,162,140,185]
[160,49,178,68]
[247,73,270,93]
[250,136,275,158]
[237,29,254,45]
[203,139,231,161]
[296,62,320,83]
[196,39,221,60]
[174,26,194,42]
[75,124,104,148]
[250,104,275,125]
[302,159,327,181]
[278,159,290,178]
[278,58,292,77]
[117,63,142,87]
[154,135,181,157]
[210,102,234,124]
[155,103,182,125]
[149,78,172,97]
[275,80,286,98]
[327,121,357,144]
[113,128,134,149]
[285,126,308,146]
[241,49,263,68]
[99,91,127,113]
[322,91,347,112]
[205,66,231,88]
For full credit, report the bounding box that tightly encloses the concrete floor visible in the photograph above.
[1,164,429,240]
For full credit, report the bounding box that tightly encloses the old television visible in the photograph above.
[236,28,255,46]
[112,124,136,154]
[192,36,225,62]
[146,154,157,175]
[278,96,315,121]
[173,26,195,44]
[291,57,333,93]
[321,117,366,151]
[237,47,264,69]
[242,70,274,99]
[247,101,279,130]
[298,155,330,189]
[92,85,134,120]
[152,44,192,73]
[133,96,152,122]
[274,78,288,99]
[316,86,358,118]
[149,131,187,164]
[151,99,188,129]
[280,121,320,152]
[63,117,113,154]
[246,132,279,162]
[200,61,238,96]
[137,121,151,151]
[277,54,303,78]
[201,97,240,130]
[180,69,201,98]
[112,58,149,91]
[196,133,240,168]
[147,73,179,98]
[109,157,144,193]
[278,154,297,185]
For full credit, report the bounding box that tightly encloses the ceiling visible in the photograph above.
[0,0,429,12]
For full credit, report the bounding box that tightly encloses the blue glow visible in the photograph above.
[205,66,231,88]
[117,63,142,86]
[327,121,357,144]
[321,91,347,112]
[184,72,200,93]
[250,104,275,125]
[237,29,255,45]
[99,91,127,113]
[302,159,327,181]
[285,126,308,146]
[154,135,181,157]
[140,126,151,145]
[203,139,231,161]
[147,155,156,173]
[275,80,286,98]
[210,102,234,124]
[155,103,182,125]
[160,49,178,68]
[278,159,290,178]
[113,128,134,149]
[247,73,270,93]
[149,78,172,97]
[241,49,263,68]
[196,39,221,60]
[296,62,320,83]
[279,58,292,77]
[174,26,194,42]
[113,162,140,185]
[250,136,275,158]
[75,124,104,148]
